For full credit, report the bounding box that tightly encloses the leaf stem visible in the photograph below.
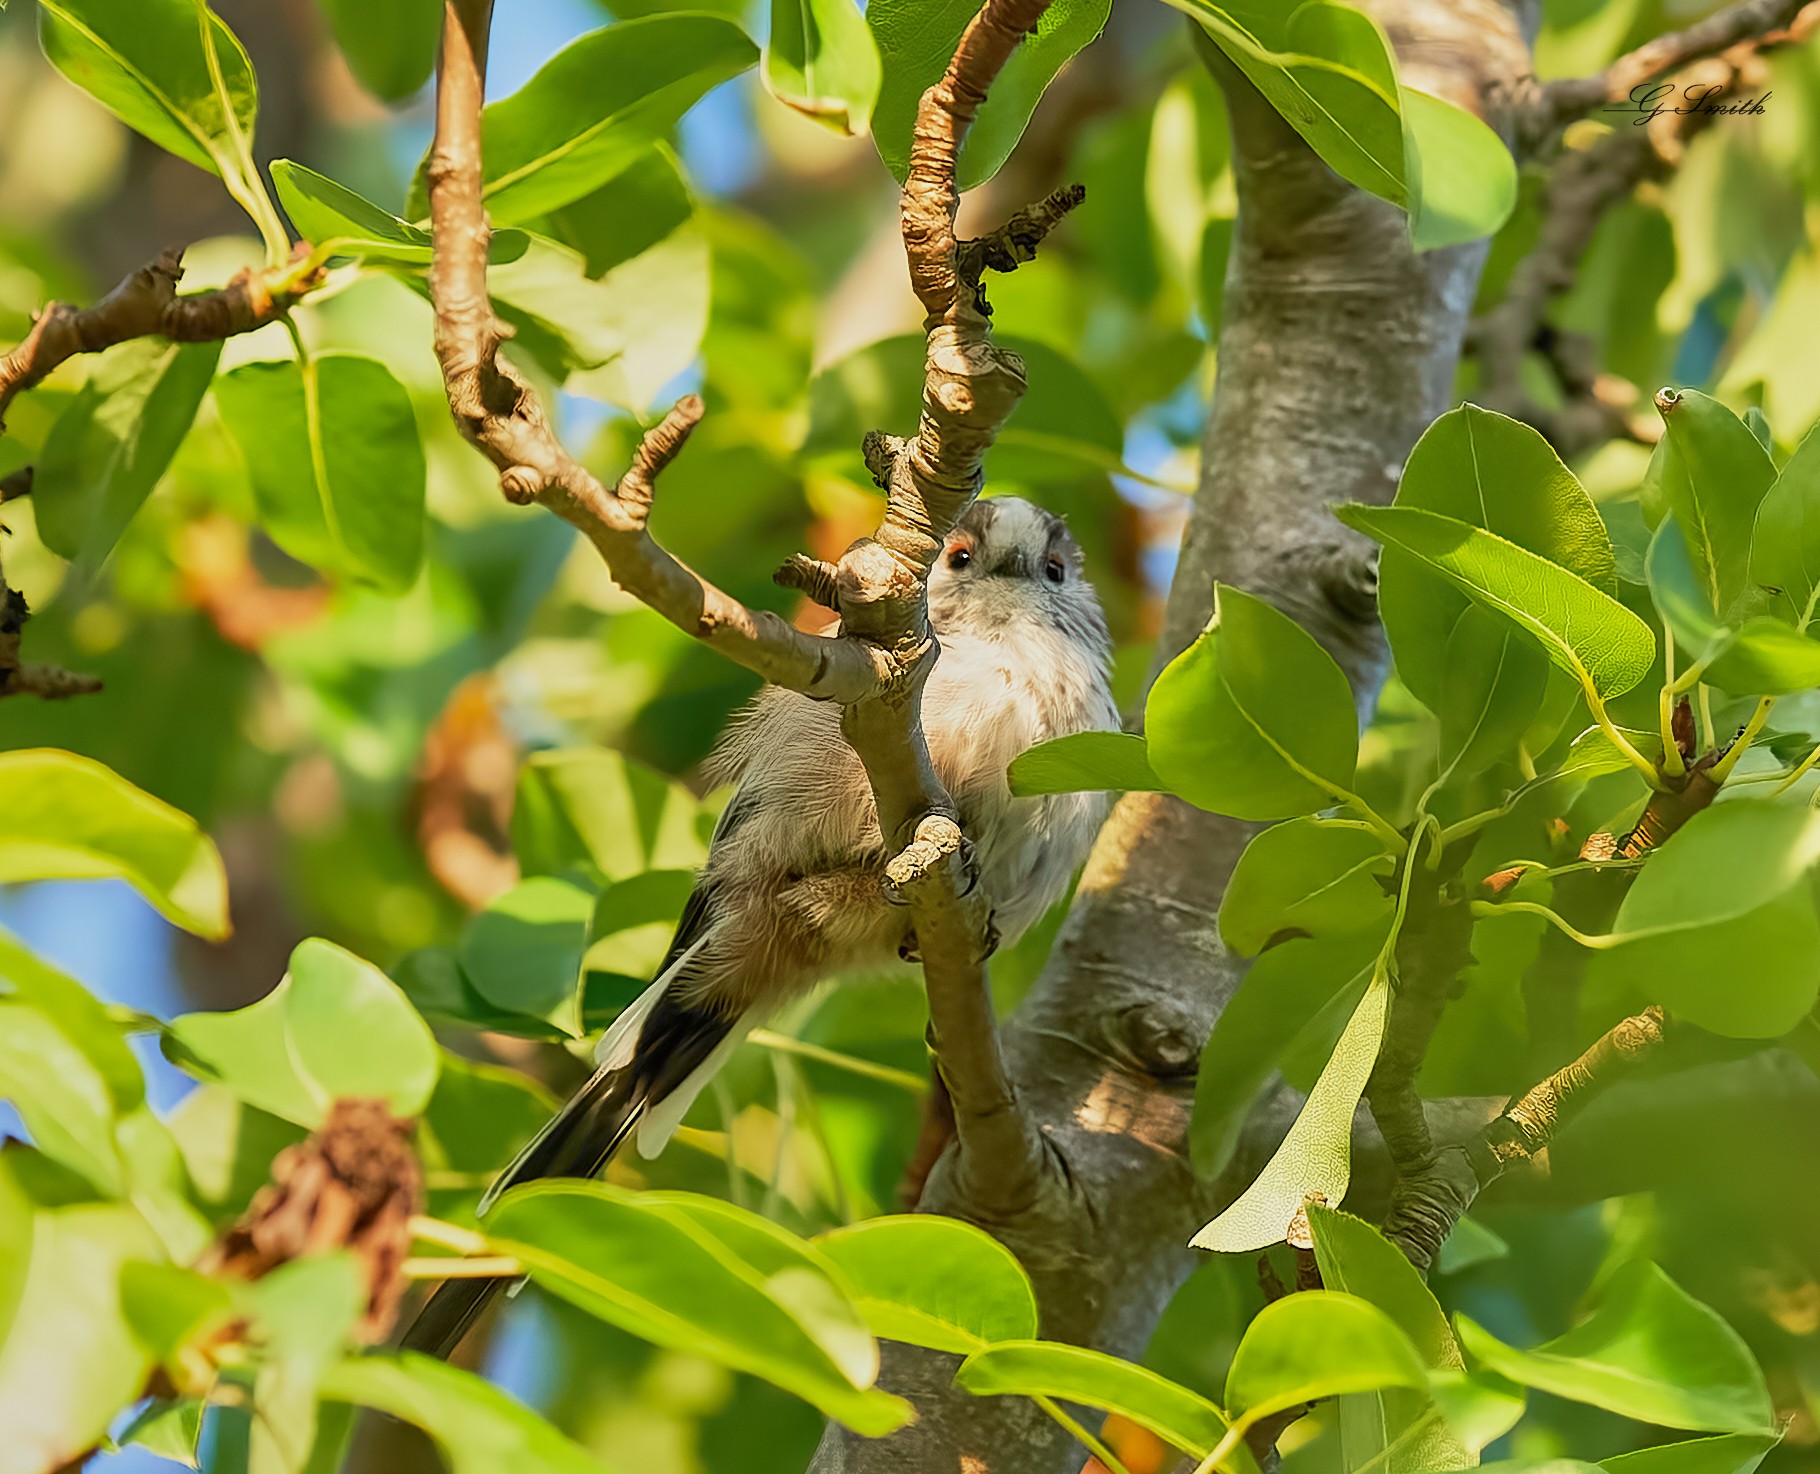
[402,1255,522,1279]
[747,1029,930,1093]
[408,1215,490,1255]
[1031,1397,1133,1474]
[1469,898,1618,949]
[1771,738,1820,797]
[1709,695,1776,783]
[1585,684,1664,788]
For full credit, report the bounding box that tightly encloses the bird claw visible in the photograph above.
[973,913,1000,964]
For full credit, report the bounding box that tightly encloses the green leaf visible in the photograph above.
[1435,1215,1509,1275]
[1337,504,1656,701]
[1377,406,1613,754]
[1602,1434,1779,1474]
[954,1340,1240,1461]
[320,1353,625,1474]
[815,1215,1038,1354]
[1147,585,1361,821]
[764,0,880,135]
[0,748,228,937]
[407,14,758,223]
[0,929,143,1111]
[244,1253,368,1474]
[1192,930,1380,1179]
[487,1181,912,1435]
[1008,731,1162,797]
[1456,1261,1774,1434]
[37,0,258,181]
[867,0,1111,190]
[1168,4,1512,249]
[512,747,712,882]
[458,875,595,1037]
[1308,1203,1473,1471]
[1646,388,1777,612]
[318,0,440,102]
[0,999,123,1193]
[215,354,427,594]
[1400,87,1519,252]
[120,1263,235,1372]
[167,1086,308,1226]
[0,1203,162,1474]
[118,1399,204,1468]
[1225,1291,1430,1424]
[1220,820,1395,956]
[486,224,710,413]
[34,337,220,566]
[583,869,700,990]
[1749,423,1820,626]
[1587,800,1820,1037]
[271,161,528,266]
[417,1054,556,1221]
[166,938,440,1126]
[1193,970,1389,1252]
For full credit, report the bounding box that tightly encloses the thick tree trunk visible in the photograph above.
[811,4,1535,1470]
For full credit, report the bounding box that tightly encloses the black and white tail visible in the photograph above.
[399,934,740,1359]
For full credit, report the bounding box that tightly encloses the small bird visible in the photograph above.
[401,495,1118,1357]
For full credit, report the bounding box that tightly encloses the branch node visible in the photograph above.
[500,465,544,504]
[775,553,842,610]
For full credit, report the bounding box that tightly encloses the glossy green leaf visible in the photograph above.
[1602,1433,1779,1474]
[584,869,699,992]
[955,1340,1239,1461]
[1645,388,1776,612]
[1166,4,1511,248]
[417,1054,556,1221]
[1588,800,1820,1037]
[35,336,219,566]
[1193,970,1389,1251]
[1225,1291,1429,1423]
[764,0,880,134]
[487,1181,912,1434]
[1192,930,1380,1179]
[1749,423,1820,626]
[815,1215,1038,1353]
[320,1353,625,1474]
[1400,86,1518,252]
[1008,731,1162,796]
[1147,585,1361,821]
[0,929,142,1111]
[1337,504,1656,701]
[0,1203,162,1474]
[215,354,426,594]
[458,875,595,1036]
[512,747,712,883]
[1457,1261,1774,1434]
[37,0,258,180]
[167,938,440,1126]
[1309,1203,1472,1470]
[1435,1215,1509,1275]
[867,0,1111,190]
[1220,819,1394,957]
[530,146,694,280]
[272,161,528,265]
[318,0,440,102]
[408,15,758,223]
[1378,406,1612,750]
[0,748,228,937]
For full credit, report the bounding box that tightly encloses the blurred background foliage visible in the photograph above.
[0,0,1818,1470]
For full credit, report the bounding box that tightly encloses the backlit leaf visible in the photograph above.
[1008,731,1162,796]
[764,0,880,135]
[1220,819,1394,957]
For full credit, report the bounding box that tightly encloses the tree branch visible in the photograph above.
[428,0,1072,1220]
[0,247,317,432]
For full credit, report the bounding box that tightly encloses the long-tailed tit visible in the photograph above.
[403,495,1118,1356]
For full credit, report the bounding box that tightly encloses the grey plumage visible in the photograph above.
[400,495,1117,1358]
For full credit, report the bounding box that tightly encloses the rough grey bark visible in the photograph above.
[811,4,1535,1470]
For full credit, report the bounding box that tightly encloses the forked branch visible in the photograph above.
[428,0,1076,1212]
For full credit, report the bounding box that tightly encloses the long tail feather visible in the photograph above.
[399,990,733,1359]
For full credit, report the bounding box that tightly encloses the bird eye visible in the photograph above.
[947,546,972,571]
[1044,556,1066,585]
